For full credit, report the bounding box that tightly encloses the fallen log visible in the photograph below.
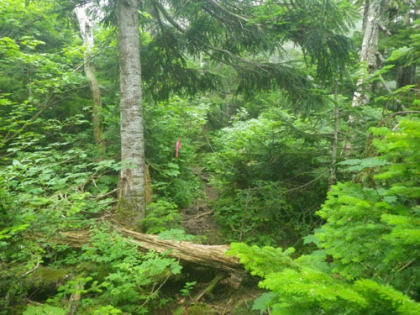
[60,226,245,276]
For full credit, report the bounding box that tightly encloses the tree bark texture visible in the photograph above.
[352,0,390,107]
[61,226,246,275]
[329,81,339,187]
[116,0,146,227]
[75,6,105,155]
[397,2,417,90]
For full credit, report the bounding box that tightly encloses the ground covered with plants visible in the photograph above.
[1,0,420,314]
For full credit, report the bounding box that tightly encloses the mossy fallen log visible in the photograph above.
[60,226,245,276]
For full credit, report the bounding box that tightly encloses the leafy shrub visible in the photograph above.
[213,181,292,245]
[0,139,121,313]
[23,304,66,315]
[144,97,208,207]
[207,111,329,245]
[228,118,420,314]
[141,200,182,234]
[49,228,182,314]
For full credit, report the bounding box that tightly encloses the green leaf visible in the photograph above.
[338,157,391,172]
[252,292,278,311]
[23,304,66,315]
[303,234,321,246]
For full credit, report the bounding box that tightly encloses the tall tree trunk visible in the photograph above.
[396,1,416,91]
[116,0,146,228]
[329,81,339,188]
[75,6,105,156]
[352,0,390,107]
[397,66,416,88]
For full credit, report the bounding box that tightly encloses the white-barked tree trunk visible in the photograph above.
[75,5,105,155]
[352,0,390,108]
[116,0,146,228]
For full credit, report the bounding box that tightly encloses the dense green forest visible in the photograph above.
[1,0,419,314]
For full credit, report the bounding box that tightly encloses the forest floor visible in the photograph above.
[180,171,224,245]
[159,170,264,315]
[158,284,263,315]
[22,170,265,314]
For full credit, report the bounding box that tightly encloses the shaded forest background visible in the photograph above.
[0,0,419,314]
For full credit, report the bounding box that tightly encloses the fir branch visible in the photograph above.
[204,0,250,23]
[151,0,185,33]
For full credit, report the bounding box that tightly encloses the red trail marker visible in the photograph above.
[176,138,181,158]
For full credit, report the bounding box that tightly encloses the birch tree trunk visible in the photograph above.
[75,6,105,155]
[116,0,146,228]
[352,0,390,107]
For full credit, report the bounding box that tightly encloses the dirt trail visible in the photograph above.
[173,169,264,314]
[180,169,224,244]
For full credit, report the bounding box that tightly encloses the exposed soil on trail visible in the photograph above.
[180,170,224,245]
[164,169,265,315]
[159,282,263,315]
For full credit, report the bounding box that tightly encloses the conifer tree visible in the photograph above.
[66,0,355,229]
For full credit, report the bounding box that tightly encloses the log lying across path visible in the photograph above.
[60,226,245,276]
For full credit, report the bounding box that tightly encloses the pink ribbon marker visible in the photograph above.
[176,138,181,158]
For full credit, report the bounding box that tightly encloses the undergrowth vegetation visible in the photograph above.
[207,106,330,245]
[1,0,419,314]
[229,119,420,314]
